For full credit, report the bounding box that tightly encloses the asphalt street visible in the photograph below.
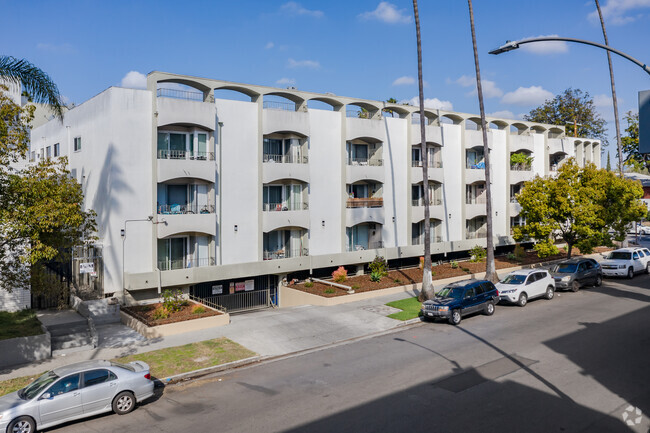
[48,272,650,433]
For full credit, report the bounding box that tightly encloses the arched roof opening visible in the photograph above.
[489,120,508,130]
[348,178,384,185]
[467,180,486,186]
[213,85,261,102]
[157,82,206,102]
[510,123,528,135]
[213,87,258,102]
[307,99,334,111]
[263,94,298,111]
[440,113,464,125]
[264,130,308,139]
[265,224,309,232]
[307,96,344,111]
[382,104,411,119]
[466,117,482,130]
[530,125,547,134]
[263,178,309,185]
[346,102,381,119]
[349,136,382,144]
[412,141,442,147]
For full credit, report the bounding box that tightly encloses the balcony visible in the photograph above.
[347,157,383,167]
[157,150,215,183]
[412,235,443,245]
[158,149,215,161]
[346,158,385,183]
[262,107,309,136]
[262,202,309,232]
[156,93,215,131]
[264,154,308,164]
[510,163,531,171]
[263,248,309,260]
[346,198,383,208]
[346,241,384,252]
[510,165,535,184]
[411,198,442,207]
[158,256,215,271]
[466,231,487,239]
[157,212,217,238]
[466,196,487,220]
[263,154,310,183]
[158,204,216,215]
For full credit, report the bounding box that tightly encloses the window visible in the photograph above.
[54,143,60,157]
[584,261,594,269]
[74,137,81,152]
[465,288,476,299]
[83,369,117,387]
[48,374,80,396]
[633,252,639,260]
[475,284,485,295]
[46,146,51,158]
[30,151,35,162]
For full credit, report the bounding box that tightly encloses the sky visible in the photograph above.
[2,0,650,165]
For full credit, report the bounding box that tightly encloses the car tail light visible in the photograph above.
[496,290,499,296]
[144,373,151,380]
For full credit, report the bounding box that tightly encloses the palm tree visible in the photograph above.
[467,0,497,282]
[0,56,64,119]
[412,0,434,300]
[594,0,623,176]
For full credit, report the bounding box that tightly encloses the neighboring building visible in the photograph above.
[30,71,601,305]
[624,172,650,209]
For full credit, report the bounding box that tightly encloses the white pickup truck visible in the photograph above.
[600,247,650,278]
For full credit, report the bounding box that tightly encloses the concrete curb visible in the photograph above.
[156,356,262,386]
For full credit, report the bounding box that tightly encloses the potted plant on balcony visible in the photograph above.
[510,152,533,171]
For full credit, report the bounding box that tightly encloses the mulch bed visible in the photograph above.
[288,246,614,298]
[122,301,221,327]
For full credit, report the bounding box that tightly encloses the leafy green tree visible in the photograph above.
[620,111,650,172]
[524,88,607,145]
[513,158,645,258]
[606,152,611,171]
[0,56,64,119]
[0,86,96,295]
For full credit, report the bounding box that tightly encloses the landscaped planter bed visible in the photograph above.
[287,247,614,298]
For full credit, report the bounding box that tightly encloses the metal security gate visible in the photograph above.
[190,289,271,313]
[191,275,278,314]
[71,245,104,300]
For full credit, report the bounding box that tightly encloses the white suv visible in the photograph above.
[495,269,555,307]
[600,247,650,278]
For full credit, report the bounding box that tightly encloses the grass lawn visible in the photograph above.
[115,337,256,379]
[386,297,422,321]
[0,373,44,397]
[0,310,43,341]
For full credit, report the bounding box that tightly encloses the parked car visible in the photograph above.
[0,360,154,433]
[421,279,499,325]
[600,247,650,278]
[551,258,603,291]
[495,269,555,306]
[628,223,650,235]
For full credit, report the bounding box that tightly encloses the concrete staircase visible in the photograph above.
[38,310,94,353]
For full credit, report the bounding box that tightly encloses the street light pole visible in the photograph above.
[489,36,650,76]
[121,216,163,304]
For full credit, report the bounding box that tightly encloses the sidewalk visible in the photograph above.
[0,289,419,381]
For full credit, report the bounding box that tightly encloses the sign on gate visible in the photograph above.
[212,284,223,295]
[245,279,254,291]
[79,262,95,274]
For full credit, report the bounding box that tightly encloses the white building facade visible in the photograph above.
[30,71,601,305]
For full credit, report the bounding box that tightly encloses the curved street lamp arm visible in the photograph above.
[489,36,650,75]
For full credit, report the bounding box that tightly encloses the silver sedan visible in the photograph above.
[0,359,154,433]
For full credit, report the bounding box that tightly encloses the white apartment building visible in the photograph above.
[29,71,601,306]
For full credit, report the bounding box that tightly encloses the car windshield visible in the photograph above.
[554,263,577,273]
[436,287,464,299]
[607,252,632,260]
[500,274,526,285]
[21,371,58,400]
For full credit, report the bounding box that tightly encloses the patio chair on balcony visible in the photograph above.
[170,204,182,214]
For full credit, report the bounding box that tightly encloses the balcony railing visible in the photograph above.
[263,202,309,212]
[466,196,487,205]
[158,256,215,271]
[549,164,559,171]
[263,100,296,111]
[411,198,442,207]
[346,110,375,119]
[156,88,205,102]
[347,157,383,167]
[412,160,443,168]
[263,154,308,164]
[466,161,486,169]
[346,241,384,251]
[158,204,216,215]
[510,163,532,171]
[157,149,215,161]
[466,231,487,239]
[346,198,384,208]
[263,248,309,260]
[412,235,443,245]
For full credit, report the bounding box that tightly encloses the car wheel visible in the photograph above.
[646,263,650,275]
[628,267,634,279]
[546,286,555,300]
[571,281,580,292]
[8,416,35,433]
[448,309,462,325]
[595,275,603,286]
[484,301,495,316]
[113,391,136,415]
[517,293,528,307]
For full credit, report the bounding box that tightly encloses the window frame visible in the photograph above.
[74,136,82,152]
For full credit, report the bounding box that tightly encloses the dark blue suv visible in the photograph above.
[421,279,499,325]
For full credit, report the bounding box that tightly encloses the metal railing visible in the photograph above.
[347,157,384,166]
[263,154,308,164]
[346,241,384,251]
[157,88,204,102]
[263,202,309,212]
[190,290,272,313]
[157,149,215,161]
[346,110,373,119]
[466,196,487,205]
[158,256,215,271]
[549,164,559,171]
[412,235,443,245]
[466,231,487,239]
[412,197,442,207]
[263,100,296,111]
[412,160,443,168]
[346,198,384,208]
[510,163,532,171]
[158,204,216,214]
[263,248,309,260]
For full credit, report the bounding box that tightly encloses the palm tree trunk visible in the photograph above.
[594,0,623,176]
[467,0,497,282]
[412,0,433,300]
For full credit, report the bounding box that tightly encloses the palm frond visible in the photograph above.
[0,55,64,120]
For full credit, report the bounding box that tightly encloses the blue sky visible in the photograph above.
[2,0,649,163]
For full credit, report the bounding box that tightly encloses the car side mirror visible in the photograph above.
[40,392,52,400]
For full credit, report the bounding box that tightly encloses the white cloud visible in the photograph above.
[359,2,411,24]
[36,42,75,54]
[587,0,650,25]
[265,42,275,49]
[120,71,147,89]
[501,86,553,106]
[280,2,324,18]
[593,93,624,107]
[392,76,415,86]
[276,77,296,86]
[519,35,569,54]
[454,75,503,98]
[406,96,453,111]
[488,110,515,119]
[287,58,320,69]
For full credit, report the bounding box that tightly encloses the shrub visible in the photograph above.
[351,284,360,290]
[469,245,487,262]
[151,305,169,320]
[162,289,185,313]
[332,266,348,283]
[370,271,382,282]
[369,256,388,277]
[507,252,517,261]
[450,261,459,269]
[461,267,471,274]
[431,270,436,277]
[304,281,314,288]
[419,257,424,270]
[514,244,526,261]
[394,278,403,284]
[191,305,206,315]
[324,288,336,294]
